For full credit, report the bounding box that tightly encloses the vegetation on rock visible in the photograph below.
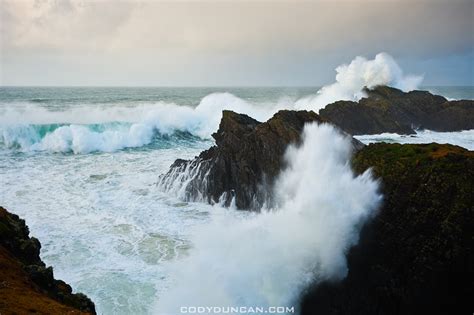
[300,143,474,314]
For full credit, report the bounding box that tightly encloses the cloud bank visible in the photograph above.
[1,0,472,86]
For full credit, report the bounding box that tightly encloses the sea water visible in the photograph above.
[0,86,472,314]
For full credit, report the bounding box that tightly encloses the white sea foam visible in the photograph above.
[0,93,285,153]
[355,129,474,151]
[0,138,213,314]
[295,52,423,112]
[154,123,381,314]
[1,53,427,154]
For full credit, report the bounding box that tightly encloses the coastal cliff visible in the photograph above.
[160,86,474,211]
[159,110,325,209]
[319,86,474,134]
[160,107,473,314]
[300,143,474,314]
[159,110,363,210]
[0,207,96,314]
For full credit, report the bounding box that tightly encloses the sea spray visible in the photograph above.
[1,53,423,154]
[295,52,423,112]
[2,86,471,313]
[0,94,281,153]
[154,123,381,314]
[158,157,212,202]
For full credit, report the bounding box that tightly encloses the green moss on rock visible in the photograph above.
[301,143,474,314]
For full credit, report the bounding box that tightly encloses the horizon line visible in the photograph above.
[1,85,473,88]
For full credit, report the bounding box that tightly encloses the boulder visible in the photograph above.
[319,86,474,134]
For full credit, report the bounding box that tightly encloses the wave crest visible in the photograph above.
[154,123,381,313]
[1,53,423,154]
[295,52,423,111]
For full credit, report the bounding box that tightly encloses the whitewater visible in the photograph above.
[1,54,473,314]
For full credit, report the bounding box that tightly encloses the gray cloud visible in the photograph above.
[1,0,473,86]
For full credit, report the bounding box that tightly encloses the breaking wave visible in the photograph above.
[0,93,283,153]
[154,123,381,314]
[0,53,424,154]
[295,52,423,112]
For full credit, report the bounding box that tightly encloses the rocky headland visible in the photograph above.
[159,109,364,210]
[300,143,474,314]
[160,86,474,211]
[160,99,473,313]
[0,206,96,314]
[319,86,474,134]
[160,110,336,209]
[3,86,472,314]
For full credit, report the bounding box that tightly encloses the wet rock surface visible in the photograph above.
[319,86,474,134]
[159,110,362,210]
[300,143,474,314]
[0,206,96,314]
[160,96,473,314]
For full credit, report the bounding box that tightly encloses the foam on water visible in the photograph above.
[0,53,427,154]
[355,129,474,150]
[1,53,473,314]
[0,142,215,314]
[0,93,285,153]
[154,124,381,314]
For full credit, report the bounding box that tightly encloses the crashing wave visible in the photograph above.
[1,53,423,154]
[154,123,381,313]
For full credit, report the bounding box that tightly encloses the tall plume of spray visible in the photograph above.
[155,124,381,313]
[295,52,423,112]
[0,53,421,153]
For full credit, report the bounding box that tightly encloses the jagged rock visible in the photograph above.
[300,143,474,314]
[0,206,96,314]
[159,110,363,210]
[319,86,474,134]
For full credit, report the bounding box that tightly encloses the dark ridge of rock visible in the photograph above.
[300,143,474,315]
[160,110,362,210]
[319,85,474,135]
[0,206,96,314]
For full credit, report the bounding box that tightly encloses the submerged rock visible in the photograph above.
[159,110,363,210]
[319,86,474,134]
[300,143,474,314]
[0,206,96,314]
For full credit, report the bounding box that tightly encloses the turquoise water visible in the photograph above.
[0,86,322,153]
[0,86,472,314]
[1,86,471,153]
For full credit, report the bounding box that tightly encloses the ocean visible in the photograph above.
[0,86,473,314]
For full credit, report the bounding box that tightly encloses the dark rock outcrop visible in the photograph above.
[159,110,362,210]
[160,104,473,313]
[0,206,96,314]
[300,143,474,315]
[319,86,474,134]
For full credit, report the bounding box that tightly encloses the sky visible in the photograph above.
[0,0,473,86]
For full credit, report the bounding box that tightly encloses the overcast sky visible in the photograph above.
[1,0,473,86]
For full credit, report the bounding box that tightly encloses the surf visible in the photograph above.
[154,123,381,314]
